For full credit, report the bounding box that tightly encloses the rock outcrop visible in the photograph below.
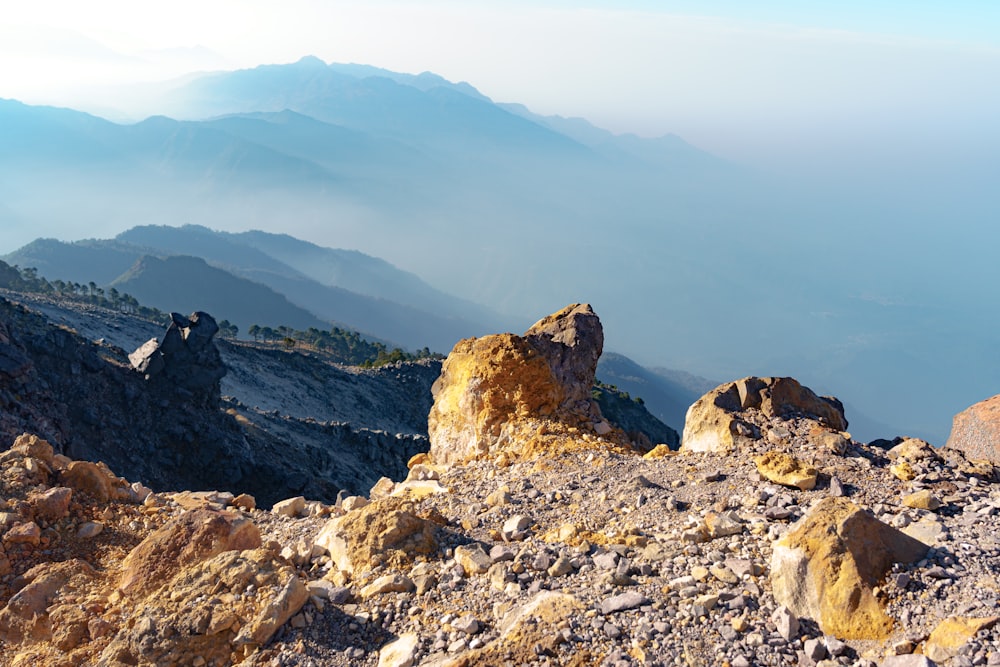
[681,376,848,453]
[770,497,928,639]
[129,311,227,404]
[0,435,308,666]
[427,304,632,466]
[946,394,1000,464]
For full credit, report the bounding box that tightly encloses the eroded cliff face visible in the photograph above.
[0,296,434,507]
[427,304,634,466]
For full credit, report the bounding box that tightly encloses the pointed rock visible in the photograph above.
[770,497,927,639]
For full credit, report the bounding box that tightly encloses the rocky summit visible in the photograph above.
[2,303,1000,666]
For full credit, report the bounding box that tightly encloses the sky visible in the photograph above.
[2,1,999,166]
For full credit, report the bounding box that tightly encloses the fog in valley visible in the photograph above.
[2,4,998,444]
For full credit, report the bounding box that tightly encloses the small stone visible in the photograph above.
[272,496,306,517]
[455,544,492,576]
[773,606,799,641]
[599,591,650,614]
[804,637,827,661]
[903,490,943,511]
[379,633,419,667]
[486,488,512,506]
[77,521,104,539]
[232,493,256,511]
[361,574,415,598]
[502,515,531,541]
[3,521,41,545]
[593,551,619,570]
[341,496,370,512]
[452,614,481,635]
[547,556,574,577]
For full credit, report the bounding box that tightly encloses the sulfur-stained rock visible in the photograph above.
[888,437,940,463]
[755,452,819,491]
[681,377,847,453]
[924,616,999,663]
[903,490,943,511]
[946,394,1000,464]
[100,546,307,666]
[119,509,262,597]
[890,461,916,481]
[314,498,437,577]
[770,497,928,639]
[427,304,631,466]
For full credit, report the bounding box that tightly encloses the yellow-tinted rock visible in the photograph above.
[643,444,674,459]
[427,304,632,466]
[903,490,943,511]
[315,498,437,577]
[890,461,916,481]
[681,377,847,453]
[407,452,430,469]
[888,437,940,463]
[119,509,262,597]
[755,452,819,491]
[770,498,928,640]
[101,546,308,665]
[924,616,999,662]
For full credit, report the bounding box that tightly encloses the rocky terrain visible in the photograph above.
[2,300,1000,666]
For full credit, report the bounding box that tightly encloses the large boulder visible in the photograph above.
[681,376,847,453]
[314,498,438,578]
[945,394,1000,464]
[129,311,227,400]
[100,546,308,666]
[119,509,262,597]
[427,304,629,466]
[770,497,928,640]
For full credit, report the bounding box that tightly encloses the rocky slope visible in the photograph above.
[2,302,1000,666]
[0,292,435,506]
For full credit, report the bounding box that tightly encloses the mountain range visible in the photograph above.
[2,56,995,444]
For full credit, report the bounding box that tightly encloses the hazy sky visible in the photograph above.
[2,1,999,164]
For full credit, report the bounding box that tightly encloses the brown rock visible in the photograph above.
[0,559,96,646]
[119,509,262,597]
[428,304,630,466]
[946,394,1000,464]
[770,497,927,639]
[62,460,114,502]
[755,452,819,491]
[681,377,847,453]
[315,498,437,577]
[28,486,73,523]
[3,521,41,546]
[11,433,55,467]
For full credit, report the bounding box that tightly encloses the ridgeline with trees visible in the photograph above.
[0,259,439,369]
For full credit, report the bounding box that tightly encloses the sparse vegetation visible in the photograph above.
[0,260,171,326]
[246,322,443,368]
